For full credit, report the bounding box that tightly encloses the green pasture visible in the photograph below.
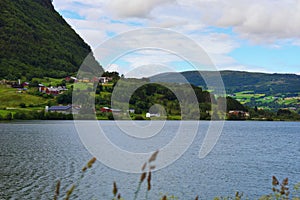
[232,91,265,104]
[0,85,49,108]
[32,77,65,87]
[277,98,299,105]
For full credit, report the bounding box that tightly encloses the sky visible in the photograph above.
[53,0,300,77]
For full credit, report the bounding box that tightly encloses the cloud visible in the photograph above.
[220,65,272,73]
[54,0,300,44]
[178,0,300,44]
[108,0,176,18]
[52,0,300,75]
[125,64,175,78]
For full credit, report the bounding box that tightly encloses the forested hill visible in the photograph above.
[150,70,300,96]
[0,0,101,80]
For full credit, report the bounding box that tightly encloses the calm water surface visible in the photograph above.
[0,121,300,199]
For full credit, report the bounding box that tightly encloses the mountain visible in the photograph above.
[0,0,101,80]
[150,70,300,111]
[150,70,300,96]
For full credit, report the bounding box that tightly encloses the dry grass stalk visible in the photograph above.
[235,191,243,200]
[148,150,159,163]
[271,176,290,199]
[282,178,288,186]
[140,172,147,183]
[82,166,87,172]
[272,176,279,186]
[113,181,118,197]
[141,162,147,171]
[150,165,156,170]
[135,151,159,200]
[53,180,60,200]
[147,171,152,191]
[65,184,75,200]
[87,157,96,168]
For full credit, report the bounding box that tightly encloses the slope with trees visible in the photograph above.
[0,0,101,80]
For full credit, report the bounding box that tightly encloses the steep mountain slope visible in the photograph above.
[0,0,100,80]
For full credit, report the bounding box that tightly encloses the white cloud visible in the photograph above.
[54,0,300,44]
[107,64,122,73]
[52,0,300,75]
[179,0,300,44]
[108,0,176,18]
[125,64,175,78]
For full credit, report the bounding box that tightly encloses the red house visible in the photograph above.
[65,76,71,82]
[45,87,59,95]
[100,107,111,112]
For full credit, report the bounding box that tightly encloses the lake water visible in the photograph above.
[0,121,300,199]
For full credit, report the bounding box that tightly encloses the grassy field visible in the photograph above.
[31,77,65,86]
[232,91,266,104]
[231,90,300,111]
[0,85,50,108]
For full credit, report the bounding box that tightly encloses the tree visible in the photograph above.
[5,112,13,120]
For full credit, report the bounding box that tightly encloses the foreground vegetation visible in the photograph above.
[53,154,300,200]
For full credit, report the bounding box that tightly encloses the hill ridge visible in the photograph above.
[150,70,300,95]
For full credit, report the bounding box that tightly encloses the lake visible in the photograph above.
[0,121,300,199]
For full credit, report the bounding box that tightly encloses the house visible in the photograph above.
[110,108,122,113]
[46,105,81,114]
[45,87,60,95]
[70,77,78,82]
[82,78,90,83]
[100,107,122,113]
[38,84,46,92]
[22,82,29,87]
[146,113,161,118]
[100,107,111,112]
[38,84,67,95]
[99,77,109,84]
[228,110,250,119]
[92,77,99,83]
[65,76,71,82]
[11,81,23,88]
[57,86,68,92]
[72,105,81,114]
[47,105,72,114]
[127,109,135,114]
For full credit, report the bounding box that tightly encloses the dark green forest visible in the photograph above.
[0,0,100,80]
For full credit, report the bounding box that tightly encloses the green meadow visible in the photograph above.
[0,85,50,108]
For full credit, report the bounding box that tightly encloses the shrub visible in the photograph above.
[19,103,26,108]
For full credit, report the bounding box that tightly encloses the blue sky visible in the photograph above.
[53,0,300,77]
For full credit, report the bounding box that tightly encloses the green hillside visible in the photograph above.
[150,70,300,111]
[150,71,300,95]
[0,0,101,80]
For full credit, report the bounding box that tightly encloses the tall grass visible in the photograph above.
[53,154,300,200]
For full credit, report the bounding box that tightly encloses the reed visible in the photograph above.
[53,156,300,200]
[133,150,159,200]
[53,180,60,200]
[53,157,97,200]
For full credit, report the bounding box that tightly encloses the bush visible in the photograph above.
[19,103,26,108]
[5,112,12,120]
[134,115,145,120]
